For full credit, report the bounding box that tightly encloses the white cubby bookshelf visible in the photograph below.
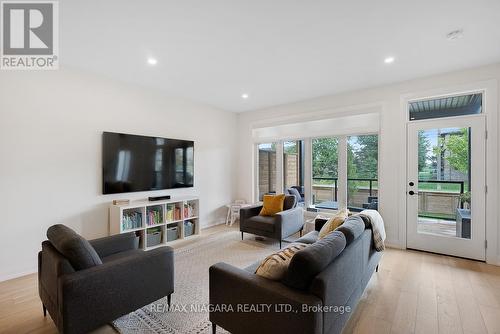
[109,196,200,250]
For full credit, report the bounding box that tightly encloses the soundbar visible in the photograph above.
[148,195,171,201]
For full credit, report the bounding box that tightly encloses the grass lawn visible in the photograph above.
[418,182,467,193]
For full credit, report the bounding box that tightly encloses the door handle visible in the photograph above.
[408,190,418,195]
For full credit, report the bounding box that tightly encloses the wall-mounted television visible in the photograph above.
[102,132,194,194]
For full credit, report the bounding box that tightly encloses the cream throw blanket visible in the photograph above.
[359,209,386,251]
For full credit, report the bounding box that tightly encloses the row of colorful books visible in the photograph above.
[166,206,182,221]
[122,211,142,230]
[184,203,197,218]
[146,209,162,226]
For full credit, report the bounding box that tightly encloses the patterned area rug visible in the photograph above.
[113,229,281,333]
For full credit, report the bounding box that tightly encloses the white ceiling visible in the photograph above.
[61,0,500,112]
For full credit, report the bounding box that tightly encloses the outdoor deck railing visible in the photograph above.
[311,177,466,214]
[417,179,466,209]
[312,177,378,201]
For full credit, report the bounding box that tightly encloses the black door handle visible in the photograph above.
[409,182,414,186]
[409,190,416,195]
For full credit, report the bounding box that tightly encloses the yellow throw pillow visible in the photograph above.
[259,194,286,216]
[318,208,349,239]
[255,243,308,280]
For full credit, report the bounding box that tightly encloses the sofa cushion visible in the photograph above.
[47,224,103,270]
[287,188,302,203]
[295,230,319,244]
[245,215,277,232]
[336,215,365,245]
[283,195,297,210]
[255,243,308,280]
[89,232,138,258]
[318,209,349,239]
[284,231,346,290]
[259,194,286,216]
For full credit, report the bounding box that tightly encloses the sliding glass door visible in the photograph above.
[255,135,379,211]
[347,135,379,211]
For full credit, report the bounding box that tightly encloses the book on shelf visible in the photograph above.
[166,204,174,221]
[122,211,142,231]
[184,202,196,218]
[147,209,162,226]
[174,207,181,220]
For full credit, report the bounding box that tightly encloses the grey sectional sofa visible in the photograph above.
[209,214,382,334]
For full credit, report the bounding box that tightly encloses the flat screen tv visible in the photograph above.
[102,132,194,194]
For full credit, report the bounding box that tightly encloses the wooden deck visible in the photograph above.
[417,217,457,237]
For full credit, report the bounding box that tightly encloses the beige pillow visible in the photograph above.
[255,243,308,280]
[318,208,349,239]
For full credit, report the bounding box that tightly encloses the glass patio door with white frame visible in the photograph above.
[407,115,486,260]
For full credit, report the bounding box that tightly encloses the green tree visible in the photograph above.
[347,141,359,198]
[442,129,469,174]
[352,135,378,179]
[283,141,298,154]
[418,131,431,172]
[312,138,338,180]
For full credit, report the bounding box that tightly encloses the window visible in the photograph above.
[409,93,482,121]
[347,135,378,211]
[312,137,338,208]
[417,127,470,237]
[254,134,379,211]
[257,143,277,200]
[283,140,304,201]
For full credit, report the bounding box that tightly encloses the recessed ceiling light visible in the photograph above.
[446,29,464,41]
[147,57,158,65]
[241,93,249,99]
[384,56,395,64]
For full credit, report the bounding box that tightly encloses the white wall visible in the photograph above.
[236,62,500,264]
[0,68,238,281]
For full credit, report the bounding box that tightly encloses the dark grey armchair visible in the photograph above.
[38,224,174,334]
[240,195,304,248]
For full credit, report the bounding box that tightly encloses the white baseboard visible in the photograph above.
[384,238,404,249]
[385,243,404,250]
[201,219,226,229]
[384,242,500,267]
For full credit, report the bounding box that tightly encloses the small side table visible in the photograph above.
[225,203,253,226]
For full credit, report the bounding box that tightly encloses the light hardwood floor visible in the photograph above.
[1,230,500,334]
[343,248,500,334]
